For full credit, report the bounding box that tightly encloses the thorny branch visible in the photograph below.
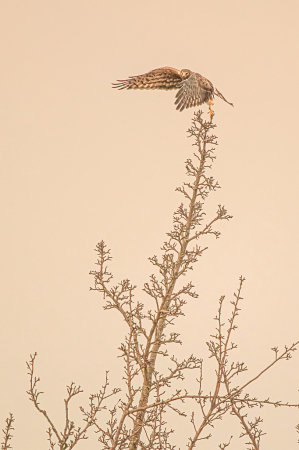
[1,414,14,450]
[202,277,299,450]
[26,352,119,449]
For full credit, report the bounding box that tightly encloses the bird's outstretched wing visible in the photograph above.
[214,87,234,107]
[112,67,183,90]
[175,73,213,112]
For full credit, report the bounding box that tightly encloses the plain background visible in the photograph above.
[1,1,299,448]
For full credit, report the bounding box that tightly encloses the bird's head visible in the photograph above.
[180,69,191,80]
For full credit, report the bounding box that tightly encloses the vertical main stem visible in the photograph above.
[128,125,209,450]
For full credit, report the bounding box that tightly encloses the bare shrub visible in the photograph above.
[3,111,298,449]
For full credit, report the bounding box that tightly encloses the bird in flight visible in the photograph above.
[112,67,233,117]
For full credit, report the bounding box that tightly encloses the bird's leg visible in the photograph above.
[206,99,214,120]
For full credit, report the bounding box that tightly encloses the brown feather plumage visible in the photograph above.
[112,67,182,91]
[112,67,233,112]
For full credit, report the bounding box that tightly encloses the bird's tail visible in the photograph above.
[214,88,234,107]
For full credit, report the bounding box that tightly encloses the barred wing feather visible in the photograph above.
[112,67,183,91]
[175,73,211,112]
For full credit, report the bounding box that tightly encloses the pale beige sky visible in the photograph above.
[1,1,299,448]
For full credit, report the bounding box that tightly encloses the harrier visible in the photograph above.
[112,67,233,116]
